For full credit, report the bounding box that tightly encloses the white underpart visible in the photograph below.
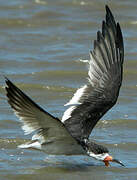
[62,85,87,123]
[18,141,42,150]
[87,152,109,161]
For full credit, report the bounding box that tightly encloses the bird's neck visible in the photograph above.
[78,138,109,161]
[87,151,110,161]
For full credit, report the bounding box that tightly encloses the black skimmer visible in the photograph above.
[5,5,124,167]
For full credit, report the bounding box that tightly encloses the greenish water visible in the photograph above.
[0,0,137,179]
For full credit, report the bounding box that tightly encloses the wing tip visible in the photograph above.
[4,77,15,91]
[105,5,114,19]
[105,5,111,14]
[116,22,123,44]
[4,76,9,87]
[4,76,10,83]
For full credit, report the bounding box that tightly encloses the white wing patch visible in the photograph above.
[18,141,42,150]
[22,124,35,135]
[14,110,37,135]
[62,106,76,123]
[62,85,87,123]
[64,85,87,106]
[88,52,108,88]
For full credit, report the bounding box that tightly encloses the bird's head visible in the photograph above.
[87,151,125,167]
[82,139,125,167]
[103,154,124,167]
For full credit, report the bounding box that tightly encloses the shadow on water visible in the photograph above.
[0,136,135,180]
[42,157,96,171]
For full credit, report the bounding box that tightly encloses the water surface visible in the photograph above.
[0,0,137,179]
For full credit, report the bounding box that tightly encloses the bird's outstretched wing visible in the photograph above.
[5,78,74,149]
[62,5,124,141]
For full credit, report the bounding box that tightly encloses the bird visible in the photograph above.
[4,5,124,167]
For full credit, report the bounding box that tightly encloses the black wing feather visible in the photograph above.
[62,6,124,141]
[5,78,72,143]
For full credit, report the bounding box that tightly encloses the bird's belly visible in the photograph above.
[41,140,86,155]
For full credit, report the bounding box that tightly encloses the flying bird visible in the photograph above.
[5,5,124,167]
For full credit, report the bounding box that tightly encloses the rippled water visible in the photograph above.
[0,0,137,179]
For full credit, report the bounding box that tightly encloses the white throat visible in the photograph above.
[87,151,109,161]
